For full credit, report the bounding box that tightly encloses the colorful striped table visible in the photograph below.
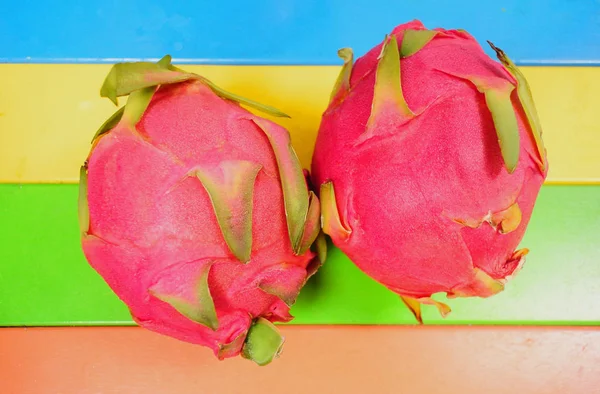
[1,1,599,392]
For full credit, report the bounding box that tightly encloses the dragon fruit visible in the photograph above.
[311,20,548,322]
[78,56,325,365]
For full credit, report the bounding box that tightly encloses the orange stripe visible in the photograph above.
[2,326,599,393]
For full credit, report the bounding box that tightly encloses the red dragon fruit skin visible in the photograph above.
[311,20,548,322]
[78,56,325,365]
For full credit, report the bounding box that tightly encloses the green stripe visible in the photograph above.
[1,184,598,326]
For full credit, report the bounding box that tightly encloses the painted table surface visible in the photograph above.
[1,65,599,184]
[0,60,599,326]
[1,326,599,394]
[1,0,600,65]
[1,184,599,326]
[1,2,599,392]
[0,0,598,346]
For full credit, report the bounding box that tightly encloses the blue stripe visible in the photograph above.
[1,0,599,65]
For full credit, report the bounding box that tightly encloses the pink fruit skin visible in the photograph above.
[82,81,314,358]
[311,20,548,301]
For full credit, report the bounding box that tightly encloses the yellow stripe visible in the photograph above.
[0,64,597,184]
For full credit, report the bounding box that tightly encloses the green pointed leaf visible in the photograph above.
[295,191,321,255]
[100,63,118,105]
[306,230,328,279]
[149,262,219,331]
[250,118,309,251]
[120,86,156,127]
[400,29,438,58]
[320,181,351,241]
[197,76,290,118]
[437,70,520,173]
[195,160,262,263]
[488,41,547,171]
[152,294,219,330]
[104,56,289,117]
[78,165,89,234]
[241,318,285,366]
[328,47,354,104]
[91,106,124,143]
[314,231,328,267]
[157,54,173,68]
[482,84,520,173]
[100,59,196,105]
[368,34,413,130]
[258,263,307,306]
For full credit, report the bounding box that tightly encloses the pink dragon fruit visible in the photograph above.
[311,20,548,322]
[78,56,325,365]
